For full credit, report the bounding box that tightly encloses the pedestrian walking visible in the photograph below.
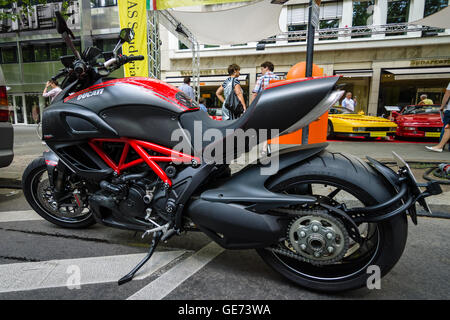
[341,92,357,112]
[418,94,433,105]
[179,76,195,100]
[216,64,247,120]
[42,80,62,102]
[251,61,279,103]
[426,83,450,152]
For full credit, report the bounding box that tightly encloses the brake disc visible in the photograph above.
[37,179,84,216]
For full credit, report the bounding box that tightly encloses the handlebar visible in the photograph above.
[126,55,145,62]
[53,12,145,92]
[103,55,144,69]
[74,60,86,75]
[104,57,117,68]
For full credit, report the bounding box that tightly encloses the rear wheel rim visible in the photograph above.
[30,167,92,224]
[327,122,333,137]
[271,179,382,281]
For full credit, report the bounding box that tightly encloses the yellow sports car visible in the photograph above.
[327,107,397,139]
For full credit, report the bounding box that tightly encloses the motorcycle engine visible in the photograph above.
[118,184,147,218]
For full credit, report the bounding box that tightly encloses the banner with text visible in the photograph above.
[118,0,149,77]
[147,0,249,10]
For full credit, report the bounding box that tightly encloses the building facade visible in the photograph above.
[0,0,123,125]
[161,0,450,116]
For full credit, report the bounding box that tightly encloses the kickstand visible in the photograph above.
[118,231,163,285]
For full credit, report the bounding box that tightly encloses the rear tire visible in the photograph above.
[22,157,96,229]
[257,151,408,292]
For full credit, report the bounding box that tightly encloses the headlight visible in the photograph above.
[403,127,416,130]
[353,127,367,132]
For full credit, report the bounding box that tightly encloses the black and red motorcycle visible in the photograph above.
[22,12,441,292]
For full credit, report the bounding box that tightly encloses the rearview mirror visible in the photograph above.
[119,28,135,43]
[55,11,69,35]
[55,11,79,59]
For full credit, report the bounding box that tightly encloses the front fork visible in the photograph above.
[43,150,66,204]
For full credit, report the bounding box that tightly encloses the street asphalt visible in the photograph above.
[0,126,448,300]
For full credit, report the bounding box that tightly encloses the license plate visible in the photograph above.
[370,132,386,137]
[425,132,440,137]
[392,152,432,214]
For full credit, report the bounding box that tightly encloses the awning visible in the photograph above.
[165,74,249,86]
[385,67,450,80]
[394,74,450,80]
[385,67,450,74]
[334,69,373,78]
[412,7,450,29]
[170,1,283,45]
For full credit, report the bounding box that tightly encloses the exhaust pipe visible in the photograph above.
[186,199,287,249]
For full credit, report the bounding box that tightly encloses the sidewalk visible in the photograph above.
[327,140,450,163]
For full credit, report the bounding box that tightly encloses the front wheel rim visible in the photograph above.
[30,167,92,224]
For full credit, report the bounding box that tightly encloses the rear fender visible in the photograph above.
[199,143,328,211]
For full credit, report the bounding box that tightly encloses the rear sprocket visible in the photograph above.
[272,209,350,266]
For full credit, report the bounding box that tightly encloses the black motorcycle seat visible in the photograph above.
[179,95,258,142]
[179,76,339,159]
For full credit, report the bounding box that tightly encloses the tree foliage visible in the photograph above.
[0,1,74,21]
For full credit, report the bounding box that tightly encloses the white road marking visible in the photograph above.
[0,210,43,223]
[0,250,185,293]
[128,242,225,300]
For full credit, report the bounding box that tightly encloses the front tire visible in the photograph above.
[22,157,96,229]
[257,151,408,292]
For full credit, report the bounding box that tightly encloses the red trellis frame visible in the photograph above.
[88,138,200,186]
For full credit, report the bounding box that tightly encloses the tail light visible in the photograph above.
[0,109,8,122]
[0,86,9,122]
[0,86,7,106]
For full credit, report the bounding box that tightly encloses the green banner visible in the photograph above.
[147,0,249,10]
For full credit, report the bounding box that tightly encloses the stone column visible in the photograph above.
[339,0,353,41]
[447,0,450,35]
[80,0,93,51]
[278,6,289,45]
[372,0,387,39]
[408,0,425,37]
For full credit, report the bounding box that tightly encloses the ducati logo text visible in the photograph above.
[77,88,104,100]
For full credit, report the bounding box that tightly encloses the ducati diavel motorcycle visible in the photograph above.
[22,12,442,292]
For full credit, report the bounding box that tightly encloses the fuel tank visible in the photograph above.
[42,77,199,148]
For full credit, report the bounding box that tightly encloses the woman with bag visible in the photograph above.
[216,64,247,120]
